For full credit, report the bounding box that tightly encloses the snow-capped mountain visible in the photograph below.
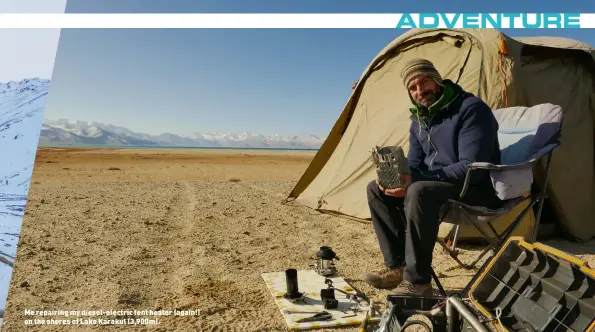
[40,119,326,149]
[0,78,50,310]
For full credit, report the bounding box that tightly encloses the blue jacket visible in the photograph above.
[407,80,501,187]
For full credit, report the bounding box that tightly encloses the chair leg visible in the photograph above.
[441,147,555,271]
[442,225,460,256]
[461,198,539,273]
[437,239,479,270]
[451,225,461,251]
[440,211,505,270]
[465,246,492,269]
[462,216,499,248]
[531,152,553,243]
[440,195,539,271]
[430,267,447,296]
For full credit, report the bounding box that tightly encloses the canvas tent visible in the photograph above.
[286,28,595,242]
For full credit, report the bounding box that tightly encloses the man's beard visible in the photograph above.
[416,90,437,108]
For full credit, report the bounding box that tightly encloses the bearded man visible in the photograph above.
[364,58,501,296]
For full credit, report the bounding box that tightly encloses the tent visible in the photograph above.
[286,28,595,242]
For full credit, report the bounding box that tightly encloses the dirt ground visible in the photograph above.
[3,148,595,331]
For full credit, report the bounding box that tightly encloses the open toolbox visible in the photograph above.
[385,295,447,331]
[467,236,595,332]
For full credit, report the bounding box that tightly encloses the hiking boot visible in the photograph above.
[363,266,404,289]
[389,280,433,297]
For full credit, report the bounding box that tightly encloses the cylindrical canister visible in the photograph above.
[285,268,300,299]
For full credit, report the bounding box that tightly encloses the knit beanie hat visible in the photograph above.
[401,58,444,87]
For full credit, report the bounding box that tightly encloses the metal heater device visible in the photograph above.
[371,145,407,189]
[314,246,339,277]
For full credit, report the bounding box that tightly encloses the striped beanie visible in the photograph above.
[401,58,444,87]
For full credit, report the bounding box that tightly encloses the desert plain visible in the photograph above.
[2,147,595,331]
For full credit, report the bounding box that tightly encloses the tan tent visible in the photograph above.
[286,28,595,242]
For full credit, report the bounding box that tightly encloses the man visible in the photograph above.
[364,58,501,296]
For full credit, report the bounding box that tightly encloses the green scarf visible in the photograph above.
[409,83,456,124]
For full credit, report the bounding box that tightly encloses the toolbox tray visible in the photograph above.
[385,295,447,332]
[467,237,595,332]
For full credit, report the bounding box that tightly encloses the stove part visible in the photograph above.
[314,246,339,277]
[371,145,406,189]
[320,288,339,310]
[283,268,303,300]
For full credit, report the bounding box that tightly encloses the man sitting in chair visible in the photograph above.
[365,58,501,296]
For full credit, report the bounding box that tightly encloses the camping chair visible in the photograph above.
[437,103,563,270]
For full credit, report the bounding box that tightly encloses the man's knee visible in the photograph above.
[405,181,431,202]
[404,181,442,212]
[367,180,380,201]
[404,181,457,215]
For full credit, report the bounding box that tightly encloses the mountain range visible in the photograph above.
[40,119,326,149]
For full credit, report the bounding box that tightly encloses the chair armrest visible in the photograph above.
[469,161,536,172]
[466,140,560,174]
[459,161,536,200]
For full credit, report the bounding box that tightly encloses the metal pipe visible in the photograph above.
[451,225,460,250]
[446,297,455,332]
[446,296,489,332]
[374,303,398,332]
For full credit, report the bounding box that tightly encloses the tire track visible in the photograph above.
[167,181,200,296]
[103,182,186,331]
[143,181,204,330]
[158,180,269,331]
[178,180,285,331]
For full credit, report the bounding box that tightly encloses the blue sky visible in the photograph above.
[42,0,595,136]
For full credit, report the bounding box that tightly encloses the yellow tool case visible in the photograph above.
[465,236,595,332]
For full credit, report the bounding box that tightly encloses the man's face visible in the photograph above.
[407,75,440,108]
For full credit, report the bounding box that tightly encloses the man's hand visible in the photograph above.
[377,174,413,198]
